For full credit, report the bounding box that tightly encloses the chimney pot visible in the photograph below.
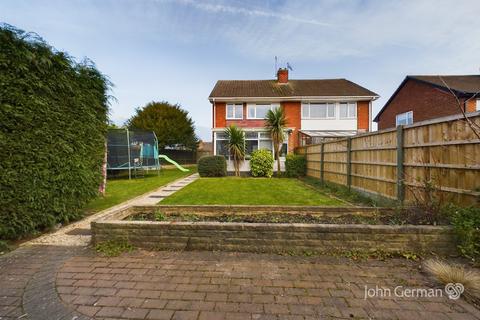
[277,68,288,83]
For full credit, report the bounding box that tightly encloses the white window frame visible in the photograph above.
[301,102,336,120]
[339,102,357,119]
[301,102,359,120]
[396,111,413,126]
[226,103,243,120]
[247,103,279,119]
[476,99,480,111]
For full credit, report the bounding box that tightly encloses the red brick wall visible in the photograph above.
[283,101,301,151]
[377,79,468,130]
[357,101,370,132]
[213,102,226,128]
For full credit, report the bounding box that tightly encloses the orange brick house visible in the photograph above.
[374,75,480,130]
[209,68,379,171]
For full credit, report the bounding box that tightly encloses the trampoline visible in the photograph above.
[107,128,161,179]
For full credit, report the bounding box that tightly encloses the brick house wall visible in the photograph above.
[283,101,301,152]
[376,79,470,130]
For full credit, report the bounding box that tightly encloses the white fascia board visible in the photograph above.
[212,127,295,132]
[209,96,379,103]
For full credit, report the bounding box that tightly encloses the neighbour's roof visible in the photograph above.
[209,79,378,99]
[373,75,480,122]
[409,75,480,94]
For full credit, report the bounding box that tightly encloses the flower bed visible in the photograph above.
[91,205,456,256]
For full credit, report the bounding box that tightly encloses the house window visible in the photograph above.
[226,104,243,119]
[396,111,413,126]
[339,102,356,119]
[215,131,288,160]
[301,103,336,119]
[476,99,480,111]
[247,104,278,119]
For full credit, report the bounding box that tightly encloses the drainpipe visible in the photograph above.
[212,98,216,155]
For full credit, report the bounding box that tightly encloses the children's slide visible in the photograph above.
[158,155,190,172]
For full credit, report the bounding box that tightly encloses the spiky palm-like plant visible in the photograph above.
[265,107,287,176]
[225,125,245,177]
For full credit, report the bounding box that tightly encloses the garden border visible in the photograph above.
[92,205,457,256]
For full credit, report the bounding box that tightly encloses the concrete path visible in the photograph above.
[27,173,199,247]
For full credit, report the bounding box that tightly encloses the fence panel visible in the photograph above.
[296,112,480,206]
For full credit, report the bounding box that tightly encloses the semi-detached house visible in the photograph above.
[209,68,379,171]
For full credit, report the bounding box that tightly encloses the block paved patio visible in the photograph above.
[1,245,479,320]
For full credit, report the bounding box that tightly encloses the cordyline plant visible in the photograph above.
[265,107,287,176]
[224,125,245,177]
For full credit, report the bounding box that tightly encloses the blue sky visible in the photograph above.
[2,0,479,140]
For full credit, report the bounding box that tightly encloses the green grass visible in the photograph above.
[161,177,343,206]
[84,167,195,213]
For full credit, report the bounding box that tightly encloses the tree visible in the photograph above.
[126,101,198,149]
[225,125,245,177]
[265,107,287,176]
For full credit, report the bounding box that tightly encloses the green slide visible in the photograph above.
[158,155,190,172]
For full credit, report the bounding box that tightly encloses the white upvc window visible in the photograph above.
[226,103,243,119]
[339,102,356,119]
[476,99,480,111]
[247,103,278,119]
[302,102,336,119]
[396,111,413,126]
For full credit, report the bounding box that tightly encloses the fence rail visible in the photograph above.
[296,112,480,205]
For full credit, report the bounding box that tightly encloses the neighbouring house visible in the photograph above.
[209,68,379,171]
[374,75,480,130]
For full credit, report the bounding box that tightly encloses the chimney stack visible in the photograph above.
[277,68,288,84]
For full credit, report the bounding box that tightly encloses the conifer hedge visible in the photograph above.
[0,25,110,239]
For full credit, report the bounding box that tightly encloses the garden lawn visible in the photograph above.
[84,167,195,212]
[161,177,343,206]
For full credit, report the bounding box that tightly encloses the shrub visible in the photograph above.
[198,155,227,177]
[0,25,110,240]
[250,149,274,177]
[285,154,306,177]
[446,205,480,261]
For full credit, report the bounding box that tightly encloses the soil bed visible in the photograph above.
[126,211,448,226]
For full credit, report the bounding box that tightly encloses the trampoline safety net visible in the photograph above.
[107,129,160,175]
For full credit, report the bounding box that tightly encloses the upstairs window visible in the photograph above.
[247,104,277,119]
[339,102,356,119]
[396,111,413,126]
[302,103,335,119]
[226,104,243,119]
[476,99,480,111]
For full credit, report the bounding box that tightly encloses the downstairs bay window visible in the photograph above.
[214,131,288,160]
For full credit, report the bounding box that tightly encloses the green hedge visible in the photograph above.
[250,149,274,177]
[0,25,110,240]
[285,154,306,177]
[198,156,227,177]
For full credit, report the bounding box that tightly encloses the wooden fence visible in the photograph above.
[296,112,480,205]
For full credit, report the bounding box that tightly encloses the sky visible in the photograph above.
[2,0,480,140]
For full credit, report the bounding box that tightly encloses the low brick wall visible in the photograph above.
[92,206,456,255]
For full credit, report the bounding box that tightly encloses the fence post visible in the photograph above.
[396,125,405,203]
[320,143,325,184]
[346,137,352,189]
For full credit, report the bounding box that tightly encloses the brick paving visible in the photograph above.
[54,250,478,320]
[0,246,479,320]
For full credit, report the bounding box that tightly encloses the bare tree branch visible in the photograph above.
[437,76,480,139]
